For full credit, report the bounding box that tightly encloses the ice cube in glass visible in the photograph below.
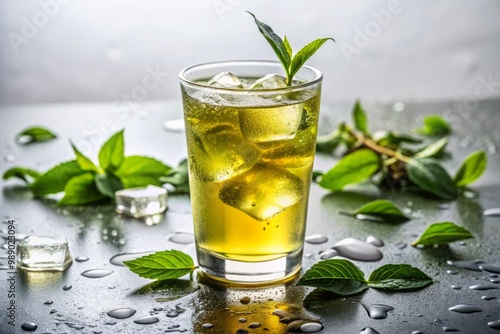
[115,185,168,218]
[17,236,72,271]
[249,73,287,90]
[207,71,243,88]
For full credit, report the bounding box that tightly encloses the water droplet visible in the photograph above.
[133,315,159,324]
[235,330,249,334]
[447,259,485,271]
[412,331,423,334]
[443,326,460,332]
[202,323,214,328]
[487,320,500,330]
[366,235,384,247]
[167,232,194,244]
[319,249,337,260]
[164,119,185,132]
[392,102,405,112]
[451,285,462,290]
[75,256,89,262]
[297,321,324,333]
[240,296,251,304]
[395,242,407,249]
[483,208,500,217]
[21,322,37,331]
[107,308,136,319]
[490,277,500,283]
[4,154,16,163]
[446,270,458,275]
[469,284,499,290]
[488,144,497,155]
[81,269,114,278]
[448,304,483,313]
[362,303,394,319]
[63,284,72,290]
[479,264,500,274]
[44,300,53,305]
[481,295,496,300]
[153,307,163,311]
[110,251,154,266]
[332,238,383,262]
[238,318,247,323]
[360,327,380,334]
[248,322,261,328]
[304,252,314,259]
[166,310,179,318]
[305,234,328,244]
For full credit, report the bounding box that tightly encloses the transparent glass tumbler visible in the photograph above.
[179,61,323,284]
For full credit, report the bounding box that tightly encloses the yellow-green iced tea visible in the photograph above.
[183,81,319,257]
[180,62,322,283]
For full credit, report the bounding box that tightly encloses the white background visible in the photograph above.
[1,0,499,106]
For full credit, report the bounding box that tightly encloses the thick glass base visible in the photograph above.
[196,247,303,286]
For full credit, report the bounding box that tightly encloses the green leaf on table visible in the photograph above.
[345,199,411,223]
[3,167,42,183]
[416,115,451,137]
[297,259,368,296]
[352,100,368,135]
[411,221,474,246]
[288,37,334,85]
[316,122,350,153]
[412,137,448,159]
[95,173,123,198]
[59,172,108,205]
[318,149,380,191]
[453,150,487,187]
[124,250,197,280]
[375,131,422,148]
[31,160,84,197]
[247,12,291,79]
[71,142,98,172]
[159,159,190,194]
[368,264,433,290]
[115,156,171,188]
[407,158,457,200]
[15,126,57,144]
[98,129,125,173]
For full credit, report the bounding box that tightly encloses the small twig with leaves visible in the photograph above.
[315,100,488,200]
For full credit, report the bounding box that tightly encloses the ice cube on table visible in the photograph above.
[219,163,303,221]
[249,73,287,90]
[207,71,243,88]
[17,236,72,271]
[189,123,261,181]
[115,185,168,218]
[239,103,303,143]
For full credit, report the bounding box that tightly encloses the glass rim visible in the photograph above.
[178,60,323,93]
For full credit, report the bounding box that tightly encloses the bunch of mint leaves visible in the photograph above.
[3,129,189,205]
[247,12,334,86]
[315,101,488,200]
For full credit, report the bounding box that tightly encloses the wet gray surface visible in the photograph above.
[1,99,500,333]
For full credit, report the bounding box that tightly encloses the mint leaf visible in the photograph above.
[407,158,457,200]
[98,129,125,173]
[297,259,368,296]
[453,150,487,188]
[416,115,451,137]
[288,37,334,85]
[16,126,57,144]
[115,156,171,188]
[124,250,197,280]
[412,137,448,159]
[95,173,123,198]
[71,142,98,172]
[375,131,422,148]
[31,160,84,197]
[318,149,380,191]
[283,35,293,58]
[368,264,433,290]
[247,12,291,79]
[346,199,411,224]
[412,222,474,246]
[3,167,42,183]
[159,159,190,194]
[352,100,368,135]
[60,172,108,205]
